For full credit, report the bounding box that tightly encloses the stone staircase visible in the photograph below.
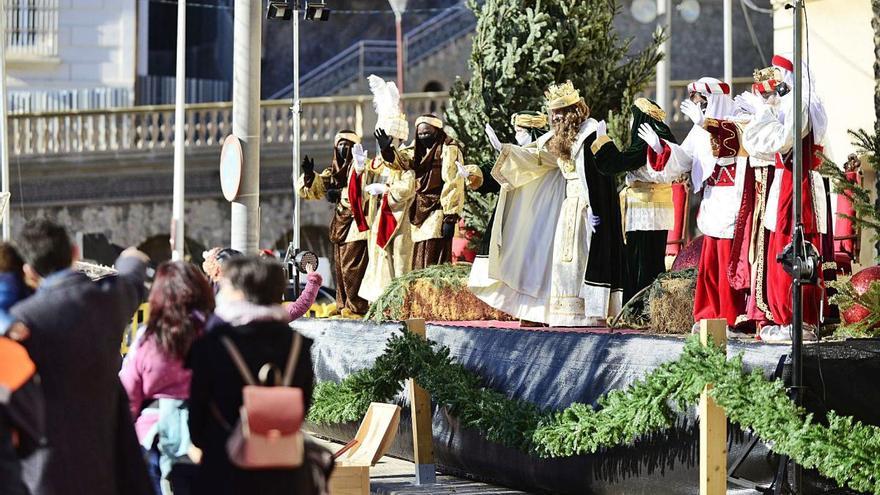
[269,6,476,98]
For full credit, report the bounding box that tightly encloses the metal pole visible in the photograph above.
[171,0,186,261]
[0,0,10,241]
[231,0,261,253]
[791,1,805,492]
[395,12,404,96]
[292,3,301,250]
[655,0,671,121]
[723,0,733,86]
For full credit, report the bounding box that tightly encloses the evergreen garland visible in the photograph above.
[308,329,880,494]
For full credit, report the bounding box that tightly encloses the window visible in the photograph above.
[5,0,59,58]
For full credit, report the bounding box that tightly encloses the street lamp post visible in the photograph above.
[388,0,408,97]
[266,1,330,256]
[171,0,186,260]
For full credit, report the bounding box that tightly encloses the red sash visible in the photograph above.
[376,195,397,249]
[348,170,369,233]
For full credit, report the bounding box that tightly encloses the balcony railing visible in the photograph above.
[6,78,754,158]
[4,0,59,59]
[8,92,450,157]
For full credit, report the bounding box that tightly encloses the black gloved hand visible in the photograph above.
[301,156,315,176]
[441,215,458,240]
[374,129,393,152]
[326,188,341,204]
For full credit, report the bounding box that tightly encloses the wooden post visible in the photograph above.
[700,319,728,495]
[405,318,436,484]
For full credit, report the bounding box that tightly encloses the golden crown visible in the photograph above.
[753,67,781,84]
[544,81,582,110]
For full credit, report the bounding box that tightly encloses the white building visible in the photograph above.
[5,0,136,113]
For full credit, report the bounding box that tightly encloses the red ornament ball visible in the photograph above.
[842,265,880,326]
[672,235,704,272]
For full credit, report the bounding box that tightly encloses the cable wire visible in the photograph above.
[148,0,467,15]
[739,0,768,65]
[742,0,773,14]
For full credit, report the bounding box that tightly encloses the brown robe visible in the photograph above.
[409,132,455,270]
[305,152,370,315]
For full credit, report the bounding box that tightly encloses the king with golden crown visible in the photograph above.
[469,80,627,327]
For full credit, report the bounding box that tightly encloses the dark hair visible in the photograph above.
[0,242,25,275]
[215,248,243,263]
[223,256,287,306]
[146,261,215,360]
[18,219,73,277]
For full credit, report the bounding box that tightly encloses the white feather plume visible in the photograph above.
[368,74,400,118]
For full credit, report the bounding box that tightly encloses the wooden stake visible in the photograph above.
[405,318,436,484]
[700,319,728,495]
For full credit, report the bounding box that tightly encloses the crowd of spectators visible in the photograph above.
[0,219,328,495]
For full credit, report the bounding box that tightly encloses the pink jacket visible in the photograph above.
[287,272,323,321]
[119,334,192,441]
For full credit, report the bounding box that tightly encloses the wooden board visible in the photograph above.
[335,402,401,467]
[328,465,369,495]
[699,319,728,495]
[406,319,435,466]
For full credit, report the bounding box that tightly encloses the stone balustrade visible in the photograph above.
[7,92,450,158]
[6,79,756,158]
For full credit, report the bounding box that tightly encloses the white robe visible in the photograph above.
[469,119,612,326]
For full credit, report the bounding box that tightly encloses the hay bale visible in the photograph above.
[366,263,513,322]
[648,276,696,334]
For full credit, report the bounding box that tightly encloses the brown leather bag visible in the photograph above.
[220,333,306,469]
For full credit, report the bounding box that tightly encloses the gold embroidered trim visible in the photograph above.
[591,135,613,155]
[634,98,667,122]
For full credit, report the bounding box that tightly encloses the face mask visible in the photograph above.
[417,133,436,148]
[515,130,533,146]
[336,142,351,162]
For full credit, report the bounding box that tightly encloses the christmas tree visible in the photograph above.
[446,0,664,191]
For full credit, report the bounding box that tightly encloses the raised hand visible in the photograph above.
[301,155,315,176]
[352,143,367,173]
[374,128,393,152]
[680,100,705,126]
[484,123,503,152]
[637,123,663,154]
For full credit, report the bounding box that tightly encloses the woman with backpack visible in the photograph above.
[187,256,331,495]
[120,261,215,495]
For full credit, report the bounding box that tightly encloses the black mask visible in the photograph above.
[335,141,352,163]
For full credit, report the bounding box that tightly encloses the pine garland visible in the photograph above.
[308,329,880,494]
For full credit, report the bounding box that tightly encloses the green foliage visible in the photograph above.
[309,331,880,494]
[820,130,880,260]
[364,263,473,321]
[446,0,665,186]
[462,191,498,251]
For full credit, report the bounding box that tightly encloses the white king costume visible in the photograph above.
[469,82,626,326]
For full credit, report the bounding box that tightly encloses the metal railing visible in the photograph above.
[7,92,450,157]
[5,0,58,59]
[274,6,476,98]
